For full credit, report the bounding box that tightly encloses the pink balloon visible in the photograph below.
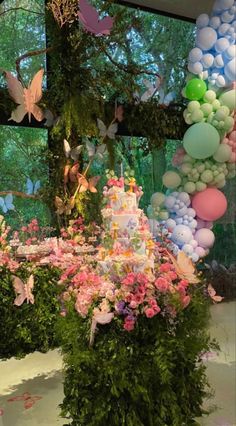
[192,188,227,221]
[196,217,213,229]
[195,229,215,248]
[195,246,207,257]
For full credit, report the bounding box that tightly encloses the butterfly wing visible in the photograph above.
[86,140,96,158]
[106,122,118,140]
[26,178,33,195]
[0,197,7,213]
[96,16,114,35]
[26,275,34,304]
[64,139,71,158]
[5,194,15,211]
[69,163,79,182]
[167,250,199,283]
[78,174,89,193]
[55,196,66,215]
[208,284,224,303]
[33,180,41,194]
[70,145,83,161]
[29,69,44,104]
[141,79,155,102]
[78,0,99,32]
[96,143,107,159]
[88,176,100,193]
[9,104,27,123]
[97,118,107,138]
[12,276,26,306]
[31,104,44,122]
[5,71,24,104]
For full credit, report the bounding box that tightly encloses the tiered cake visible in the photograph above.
[98,177,154,272]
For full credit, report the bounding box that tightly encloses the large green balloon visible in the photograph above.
[183,123,220,159]
[185,78,207,101]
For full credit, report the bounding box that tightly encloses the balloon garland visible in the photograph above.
[148,0,235,263]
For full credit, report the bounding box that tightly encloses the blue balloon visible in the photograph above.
[225,58,236,80]
[215,37,230,53]
[196,13,210,28]
[172,225,193,246]
[201,53,214,68]
[218,23,231,35]
[209,16,221,29]
[214,54,224,67]
[189,47,203,62]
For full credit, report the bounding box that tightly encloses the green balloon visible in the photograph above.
[183,123,220,159]
[219,89,236,112]
[185,78,207,101]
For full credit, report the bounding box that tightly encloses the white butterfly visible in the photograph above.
[0,194,15,213]
[97,119,118,140]
[63,139,83,161]
[133,76,161,104]
[26,178,41,195]
[86,139,107,159]
[158,88,175,106]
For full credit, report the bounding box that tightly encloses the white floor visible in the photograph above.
[0,302,235,426]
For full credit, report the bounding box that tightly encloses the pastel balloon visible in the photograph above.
[224,58,236,81]
[185,78,207,100]
[182,244,194,255]
[196,27,217,50]
[194,228,215,248]
[171,225,193,246]
[213,144,232,162]
[196,14,209,28]
[183,123,220,159]
[215,37,230,53]
[165,219,176,230]
[219,88,236,111]
[162,171,181,189]
[192,188,227,220]
[189,47,203,62]
[195,246,207,257]
[151,192,165,207]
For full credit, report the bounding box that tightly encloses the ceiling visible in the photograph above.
[118,0,216,22]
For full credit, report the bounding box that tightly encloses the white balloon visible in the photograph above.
[189,47,203,62]
[196,27,217,51]
[201,53,214,68]
[196,13,209,28]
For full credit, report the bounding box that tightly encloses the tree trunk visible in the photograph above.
[152,146,166,192]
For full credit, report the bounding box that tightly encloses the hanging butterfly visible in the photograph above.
[158,88,175,106]
[89,311,114,346]
[0,193,15,213]
[133,76,161,104]
[77,174,100,193]
[8,392,42,410]
[97,119,118,140]
[207,284,224,303]
[12,275,34,306]
[44,109,60,128]
[4,69,44,123]
[86,139,107,159]
[78,0,114,36]
[55,196,75,215]
[167,250,200,284]
[26,178,41,195]
[64,139,83,161]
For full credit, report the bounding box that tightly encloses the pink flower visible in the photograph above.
[181,295,191,308]
[21,226,27,232]
[167,271,178,281]
[123,317,135,331]
[159,263,172,273]
[122,273,136,286]
[144,308,156,318]
[155,277,170,293]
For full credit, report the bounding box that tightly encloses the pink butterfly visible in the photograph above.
[167,250,200,284]
[78,0,114,36]
[5,69,44,123]
[12,275,34,306]
[207,284,224,303]
[77,174,100,193]
[90,311,114,345]
[8,392,42,410]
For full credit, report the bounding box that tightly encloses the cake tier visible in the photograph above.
[110,190,137,212]
[111,214,139,234]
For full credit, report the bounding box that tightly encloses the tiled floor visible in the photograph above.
[0,302,235,426]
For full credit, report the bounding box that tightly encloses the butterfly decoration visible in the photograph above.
[4,69,44,123]
[86,139,107,159]
[167,250,200,284]
[55,196,75,215]
[97,119,118,140]
[8,392,42,410]
[64,139,83,161]
[158,88,175,106]
[77,174,100,193]
[78,0,114,36]
[44,109,60,127]
[0,193,15,213]
[133,76,161,104]
[89,311,114,346]
[64,163,80,185]
[12,275,34,306]
[26,178,41,195]
[207,284,224,303]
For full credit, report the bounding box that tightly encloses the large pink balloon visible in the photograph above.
[192,188,227,221]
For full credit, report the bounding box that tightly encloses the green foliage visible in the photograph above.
[0,265,62,359]
[57,288,215,426]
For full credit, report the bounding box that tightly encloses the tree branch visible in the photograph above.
[0,191,39,199]
[15,47,53,82]
[0,7,44,17]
